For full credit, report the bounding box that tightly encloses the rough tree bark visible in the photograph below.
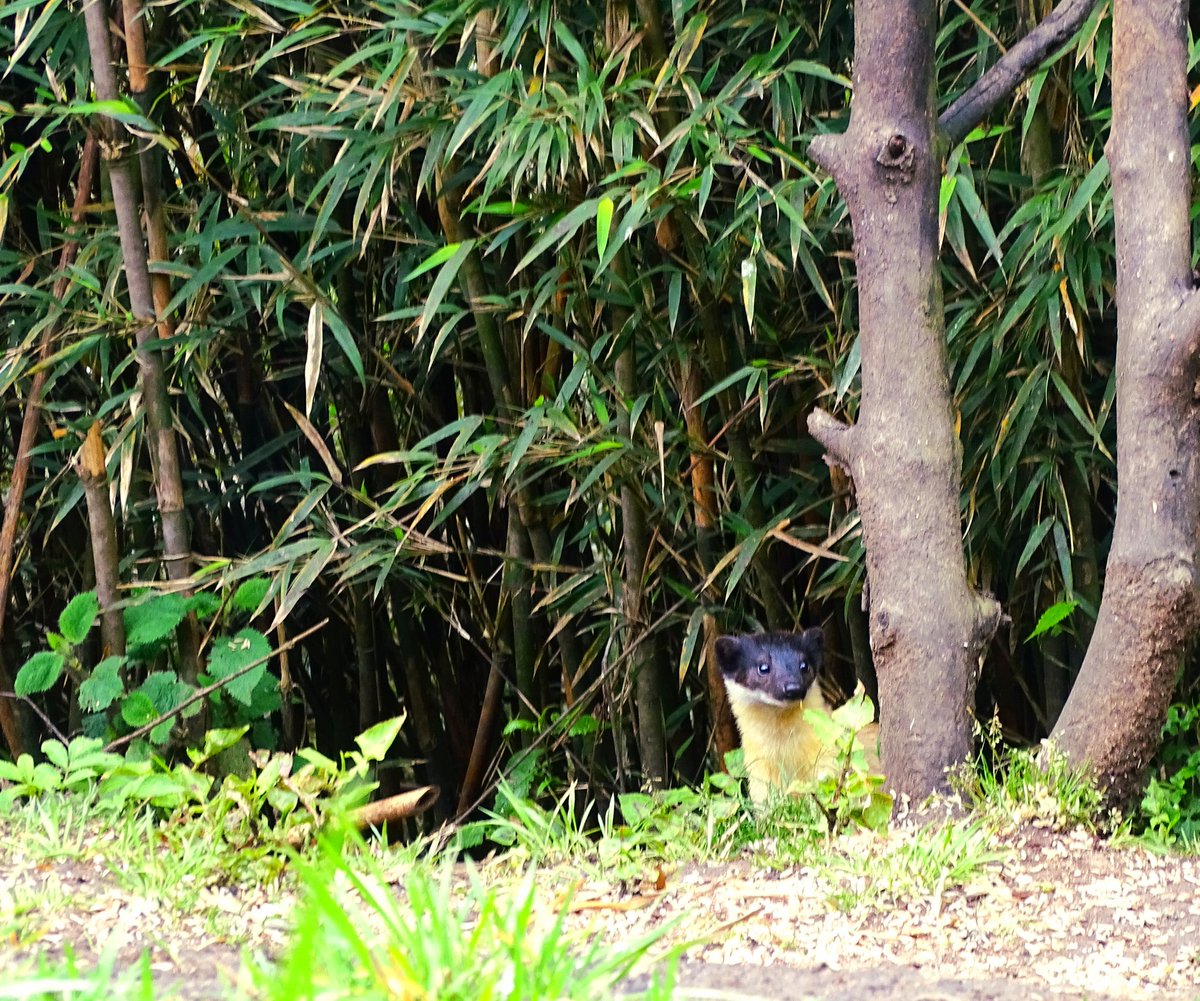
[1049,0,1200,803]
[807,0,1098,799]
[808,0,1000,799]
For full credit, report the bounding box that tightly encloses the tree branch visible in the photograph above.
[807,408,855,469]
[939,0,1100,148]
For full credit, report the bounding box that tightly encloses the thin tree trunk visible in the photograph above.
[614,281,668,787]
[353,589,379,733]
[82,0,195,643]
[1050,0,1200,803]
[506,506,537,732]
[120,0,176,343]
[807,0,1001,799]
[77,423,126,658]
[681,359,739,766]
[0,134,99,757]
[457,632,508,816]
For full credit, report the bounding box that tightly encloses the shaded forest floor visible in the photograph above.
[3,813,1200,1000]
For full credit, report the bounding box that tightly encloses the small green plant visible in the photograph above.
[803,689,892,833]
[1138,699,1200,848]
[253,841,678,1000]
[956,718,1105,830]
[13,580,280,757]
[823,816,1007,910]
[0,716,407,861]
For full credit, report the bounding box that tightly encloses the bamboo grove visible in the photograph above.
[0,0,1185,817]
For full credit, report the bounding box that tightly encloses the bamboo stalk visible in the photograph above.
[76,423,126,658]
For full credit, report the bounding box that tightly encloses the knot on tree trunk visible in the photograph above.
[875,134,917,186]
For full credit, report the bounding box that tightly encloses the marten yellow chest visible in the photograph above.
[715,627,874,803]
[723,677,830,803]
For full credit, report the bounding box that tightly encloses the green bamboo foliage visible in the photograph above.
[0,0,1148,806]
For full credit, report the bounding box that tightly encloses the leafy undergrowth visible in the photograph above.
[3,725,1196,1001]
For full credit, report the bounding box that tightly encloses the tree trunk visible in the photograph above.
[681,359,739,766]
[78,423,127,658]
[1049,0,1200,803]
[616,316,668,787]
[807,0,1001,799]
[83,0,196,679]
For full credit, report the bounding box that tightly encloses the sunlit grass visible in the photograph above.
[248,834,679,1001]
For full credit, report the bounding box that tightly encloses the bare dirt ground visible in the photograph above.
[3,821,1200,999]
[585,824,1200,1000]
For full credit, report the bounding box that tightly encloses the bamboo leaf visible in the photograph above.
[678,607,706,686]
[196,33,225,105]
[513,199,600,276]
[304,300,323,418]
[505,405,545,483]
[596,196,614,261]
[740,257,757,332]
[323,306,365,384]
[417,240,474,342]
[1015,517,1054,576]
[283,401,343,485]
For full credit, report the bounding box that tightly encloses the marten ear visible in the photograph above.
[800,627,824,652]
[714,636,742,674]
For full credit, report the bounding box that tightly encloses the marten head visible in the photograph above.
[714,628,824,707]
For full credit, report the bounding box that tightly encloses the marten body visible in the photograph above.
[715,628,878,803]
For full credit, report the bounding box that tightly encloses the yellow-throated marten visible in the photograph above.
[715,628,880,803]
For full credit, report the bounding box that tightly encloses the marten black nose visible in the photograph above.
[782,682,805,700]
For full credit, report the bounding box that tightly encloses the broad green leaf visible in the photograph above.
[58,591,99,645]
[138,671,187,714]
[232,577,272,614]
[78,656,127,712]
[1028,600,1079,641]
[187,726,250,766]
[207,629,272,706]
[41,739,69,770]
[831,691,876,732]
[121,691,159,728]
[187,592,223,620]
[125,593,190,652]
[354,714,406,762]
[15,651,65,696]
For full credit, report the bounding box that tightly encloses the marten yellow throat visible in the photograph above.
[715,628,878,803]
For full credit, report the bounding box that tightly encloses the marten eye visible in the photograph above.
[757,662,770,675]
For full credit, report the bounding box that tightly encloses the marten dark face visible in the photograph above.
[714,629,824,706]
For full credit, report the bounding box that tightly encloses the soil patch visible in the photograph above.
[569,824,1200,1000]
[4,820,1200,999]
